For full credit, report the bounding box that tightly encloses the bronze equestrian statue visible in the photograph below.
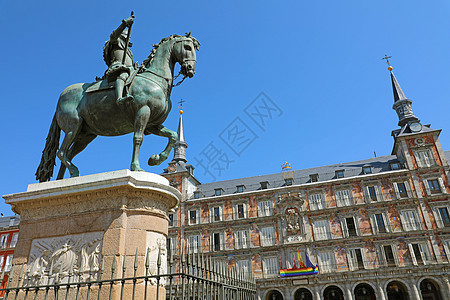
[35,14,200,182]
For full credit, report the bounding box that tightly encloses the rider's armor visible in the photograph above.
[103,19,134,105]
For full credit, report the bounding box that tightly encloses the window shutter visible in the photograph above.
[414,151,422,168]
[376,185,383,201]
[408,244,417,266]
[399,211,409,231]
[419,243,431,265]
[382,213,390,233]
[220,232,224,250]
[378,245,386,265]
[360,248,368,269]
[438,177,446,194]
[443,241,450,261]
[370,215,378,234]
[347,250,355,271]
[424,179,431,195]
[405,181,413,198]
[393,182,400,199]
[432,208,443,228]
[392,244,400,266]
[342,218,349,237]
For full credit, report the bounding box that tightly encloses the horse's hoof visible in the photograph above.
[148,154,161,166]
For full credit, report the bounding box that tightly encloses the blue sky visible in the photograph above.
[1,1,450,215]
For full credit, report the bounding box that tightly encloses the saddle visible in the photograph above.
[86,68,139,94]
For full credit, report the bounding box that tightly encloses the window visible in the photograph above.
[396,182,409,198]
[408,242,432,265]
[437,207,450,228]
[168,213,175,227]
[194,191,201,199]
[234,203,247,219]
[260,181,269,190]
[309,193,325,210]
[187,235,200,253]
[257,200,273,217]
[348,248,365,270]
[211,232,223,251]
[415,149,435,168]
[210,206,223,222]
[236,185,244,193]
[262,257,278,277]
[167,236,177,255]
[372,213,388,234]
[367,186,379,202]
[189,209,199,225]
[335,170,344,178]
[0,234,8,249]
[343,217,358,237]
[401,210,421,231]
[4,255,12,271]
[0,256,4,272]
[310,174,319,182]
[260,226,276,246]
[235,229,250,249]
[237,259,251,276]
[318,251,335,273]
[313,219,331,241]
[335,189,353,207]
[381,245,396,266]
[427,179,442,195]
[363,166,372,174]
[214,189,222,196]
[390,162,401,170]
[285,178,293,186]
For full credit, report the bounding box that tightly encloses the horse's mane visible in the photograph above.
[142,32,200,68]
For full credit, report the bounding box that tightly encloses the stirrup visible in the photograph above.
[117,95,134,105]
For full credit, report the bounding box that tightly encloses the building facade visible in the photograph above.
[0,216,20,296]
[162,66,450,300]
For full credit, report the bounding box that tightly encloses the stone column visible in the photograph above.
[345,284,354,300]
[377,284,387,300]
[409,280,421,300]
[3,170,180,300]
[443,277,450,300]
[313,285,321,300]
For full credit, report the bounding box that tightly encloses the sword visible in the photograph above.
[122,11,134,65]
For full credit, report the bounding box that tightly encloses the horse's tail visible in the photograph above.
[35,114,61,182]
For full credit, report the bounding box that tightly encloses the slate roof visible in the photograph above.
[0,216,20,230]
[193,150,450,199]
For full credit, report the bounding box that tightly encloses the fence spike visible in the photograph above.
[111,255,116,279]
[157,246,161,267]
[122,250,127,278]
[99,256,105,280]
[145,247,150,276]
[133,249,138,277]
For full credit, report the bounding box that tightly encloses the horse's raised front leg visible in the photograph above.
[147,125,177,166]
[131,106,151,171]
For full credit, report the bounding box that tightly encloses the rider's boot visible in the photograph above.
[116,73,134,105]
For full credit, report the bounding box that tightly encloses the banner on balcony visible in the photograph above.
[280,251,318,277]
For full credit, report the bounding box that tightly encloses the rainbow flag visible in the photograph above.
[280,251,318,277]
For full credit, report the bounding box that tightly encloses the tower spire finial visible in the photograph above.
[173,99,187,163]
[384,58,419,127]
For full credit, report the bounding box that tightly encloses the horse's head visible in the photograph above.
[173,33,200,78]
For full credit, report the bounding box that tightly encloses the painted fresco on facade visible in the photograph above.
[396,237,411,266]
[358,208,372,235]
[325,186,336,208]
[224,199,233,221]
[388,205,402,232]
[201,203,209,223]
[330,213,343,238]
[381,178,395,201]
[335,245,348,271]
[250,223,261,247]
[286,207,302,236]
[435,237,448,261]
[225,227,234,250]
[364,239,379,269]
[227,254,236,269]
[252,253,262,278]
[352,182,365,204]
[201,229,210,253]
[248,196,258,218]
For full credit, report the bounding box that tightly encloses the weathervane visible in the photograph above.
[382,54,393,71]
[178,99,186,114]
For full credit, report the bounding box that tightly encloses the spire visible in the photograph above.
[173,110,187,163]
[384,62,419,127]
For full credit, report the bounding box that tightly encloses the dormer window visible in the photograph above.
[390,162,401,170]
[310,174,319,182]
[214,188,223,196]
[285,178,293,186]
[194,191,201,199]
[236,185,245,193]
[260,181,269,190]
[363,166,372,174]
[335,170,344,179]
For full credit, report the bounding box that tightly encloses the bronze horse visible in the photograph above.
[36,33,199,182]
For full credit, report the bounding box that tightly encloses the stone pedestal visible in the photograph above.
[3,170,180,300]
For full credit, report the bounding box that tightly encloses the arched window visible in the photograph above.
[266,289,284,300]
[294,288,313,300]
[420,279,443,300]
[323,285,344,300]
[386,281,409,300]
[354,283,376,300]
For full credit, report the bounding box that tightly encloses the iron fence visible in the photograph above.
[0,249,257,300]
